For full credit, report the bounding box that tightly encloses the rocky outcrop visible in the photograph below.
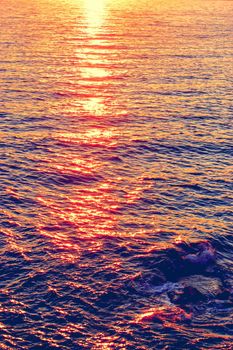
[129,239,233,309]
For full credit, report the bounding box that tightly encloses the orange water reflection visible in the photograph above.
[135,305,192,325]
[31,0,231,261]
[32,0,123,260]
[54,128,118,147]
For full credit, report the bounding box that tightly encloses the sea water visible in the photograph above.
[0,0,232,348]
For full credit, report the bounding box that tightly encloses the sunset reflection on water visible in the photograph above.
[35,0,126,258]
[1,0,233,348]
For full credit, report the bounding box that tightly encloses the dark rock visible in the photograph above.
[169,286,206,304]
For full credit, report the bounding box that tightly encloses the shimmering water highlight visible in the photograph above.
[0,0,233,349]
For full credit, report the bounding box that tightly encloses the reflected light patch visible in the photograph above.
[135,305,192,325]
[80,66,111,79]
[36,180,119,262]
[44,155,102,176]
[83,96,106,116]
[55,128,118,147]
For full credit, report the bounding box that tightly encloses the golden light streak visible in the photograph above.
[84,0,107,34]
[80,0,110,116]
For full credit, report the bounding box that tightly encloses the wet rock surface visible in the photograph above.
[180,275,222,296]
[169,275,223,305]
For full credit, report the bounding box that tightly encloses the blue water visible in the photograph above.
[0,0,233,348]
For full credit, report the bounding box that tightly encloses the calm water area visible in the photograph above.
[0,0,233,348]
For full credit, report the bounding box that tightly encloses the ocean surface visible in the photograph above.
[0,0,233,348]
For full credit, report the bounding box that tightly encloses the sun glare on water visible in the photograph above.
[79,0,112,116]
[84,0,107,33]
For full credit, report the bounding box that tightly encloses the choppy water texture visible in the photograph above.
[0,0,233,348]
